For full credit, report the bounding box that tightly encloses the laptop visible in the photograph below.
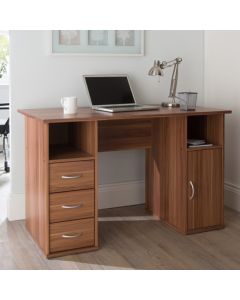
[83,75,159,113]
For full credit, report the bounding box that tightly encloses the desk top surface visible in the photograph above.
[18,106,232,123]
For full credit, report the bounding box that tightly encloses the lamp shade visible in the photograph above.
[148,60,164,76]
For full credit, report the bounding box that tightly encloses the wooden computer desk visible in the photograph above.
[19,106,231,258]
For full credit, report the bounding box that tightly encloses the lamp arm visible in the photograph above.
[169,62,179,102]
[162,62,175,69]
[166,59,178,64]
[161,57,182,69]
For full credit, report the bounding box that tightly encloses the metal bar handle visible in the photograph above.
[62,233,82,239]
[189,180,195,200]
[61,175,82,179]
[61,204,83,209]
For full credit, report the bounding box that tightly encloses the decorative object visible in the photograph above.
[88,30,108,46]
[115,30,135,46]
[61,96,78,114]
[178,92,198,111]
[148,57,182,107]
[59,30,80,45]
[51,30,144,56]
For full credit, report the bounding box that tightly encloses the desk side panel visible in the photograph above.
[93,121,99,247]
[151,116,187,233]
[25,117,49,255]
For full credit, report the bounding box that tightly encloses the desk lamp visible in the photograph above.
[148,57,182,107]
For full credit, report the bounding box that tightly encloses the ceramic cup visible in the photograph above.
[61,96,78,114]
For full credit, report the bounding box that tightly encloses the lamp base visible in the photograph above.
[161,102,180,108]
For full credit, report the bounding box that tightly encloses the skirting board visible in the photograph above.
[224,181,240,212]
[99,180,145,210]
[8,180,145,221]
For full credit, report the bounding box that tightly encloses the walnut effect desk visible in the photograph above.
[19,107,231,258]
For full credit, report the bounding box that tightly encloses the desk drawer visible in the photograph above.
[50,190,94,223]
[50,161,94,193]
[50,218,94,253]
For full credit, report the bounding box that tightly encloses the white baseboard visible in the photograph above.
[7,180,145,221]
[99,180,145,210]
[224,181,240,212]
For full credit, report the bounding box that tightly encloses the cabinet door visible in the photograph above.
[187,149,223,231]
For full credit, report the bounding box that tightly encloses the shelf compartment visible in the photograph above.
[49,145,94,163]
[187,114,224,148]
[49,121,96,162]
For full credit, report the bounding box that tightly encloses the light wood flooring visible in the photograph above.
[1,204,240,270]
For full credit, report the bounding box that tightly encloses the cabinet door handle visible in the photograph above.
[62,233,82,239]
[61,204,83,209]
[189,180,195,200]
[61,175,82,179]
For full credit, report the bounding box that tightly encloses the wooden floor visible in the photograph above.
[1,204,240,269]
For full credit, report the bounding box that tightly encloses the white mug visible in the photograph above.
[61,96,78,114]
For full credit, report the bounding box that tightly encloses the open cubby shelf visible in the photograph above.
[187,115,224,150]
[49,122,95,162]
[187,145,222,152]
[49,145,94,163]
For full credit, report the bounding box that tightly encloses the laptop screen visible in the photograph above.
[84,76,135,106]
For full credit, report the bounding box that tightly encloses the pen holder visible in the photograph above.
[178,92,198,111]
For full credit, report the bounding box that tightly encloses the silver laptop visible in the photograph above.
[83,75,159,113]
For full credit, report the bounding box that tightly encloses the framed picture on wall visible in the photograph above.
[50,30,144,56]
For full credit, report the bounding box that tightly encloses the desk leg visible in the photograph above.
[145,149,152,213]
[145,148,161,219]
[94,121,99,248]
[146,117,187,232]
[159,117,187,232]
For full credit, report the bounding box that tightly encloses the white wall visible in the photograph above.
[204,31,240,211]
[9,30,204,220]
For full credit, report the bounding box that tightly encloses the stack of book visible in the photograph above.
[187,139,213,148]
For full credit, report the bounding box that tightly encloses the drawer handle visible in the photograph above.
[61,175,82,179]
[189,180,195,200]
[62,232,83,239]
[61,204,83,209]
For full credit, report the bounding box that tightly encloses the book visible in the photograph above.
[187,139,206,146]
[188,143,213,148]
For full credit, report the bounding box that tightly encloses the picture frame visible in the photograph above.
[50,30,144,56]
